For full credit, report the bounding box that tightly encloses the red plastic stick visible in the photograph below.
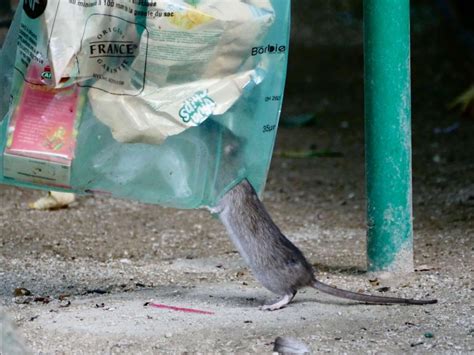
[149,303,215,315]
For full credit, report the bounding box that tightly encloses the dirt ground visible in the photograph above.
[1,1,473,354]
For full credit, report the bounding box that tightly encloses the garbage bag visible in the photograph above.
[0,0,290,208]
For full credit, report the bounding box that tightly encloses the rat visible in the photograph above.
[211,178,438,311]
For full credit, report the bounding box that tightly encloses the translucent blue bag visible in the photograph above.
[0,0,290,208]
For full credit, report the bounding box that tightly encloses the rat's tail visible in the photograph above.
[312,279,437,305]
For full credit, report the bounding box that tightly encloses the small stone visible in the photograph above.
[273,336,310,354]
[13,296,34,304]
[59,300,71,308]
[369,279,380,286]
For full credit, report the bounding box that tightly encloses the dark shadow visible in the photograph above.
[312,262,366,275]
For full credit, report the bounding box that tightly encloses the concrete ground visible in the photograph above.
[1,1,473,354]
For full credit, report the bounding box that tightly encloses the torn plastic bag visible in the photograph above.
[0,0,290,209]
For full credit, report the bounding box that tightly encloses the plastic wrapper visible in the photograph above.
[0,0,290,208]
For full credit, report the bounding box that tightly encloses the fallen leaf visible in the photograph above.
[13,288,31,297]
[415,265,434,272]
[29,192,75,210]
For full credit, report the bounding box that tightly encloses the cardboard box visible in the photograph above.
[3,79,81,187]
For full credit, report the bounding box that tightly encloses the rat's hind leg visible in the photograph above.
[261,291,296,311]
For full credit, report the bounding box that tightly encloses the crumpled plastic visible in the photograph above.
[43,0,274,144]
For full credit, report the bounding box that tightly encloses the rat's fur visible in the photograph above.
[215,179,437,310]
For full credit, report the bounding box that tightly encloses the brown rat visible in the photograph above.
[212,179,437,310]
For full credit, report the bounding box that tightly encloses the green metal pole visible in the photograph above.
[364,0,414,272]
